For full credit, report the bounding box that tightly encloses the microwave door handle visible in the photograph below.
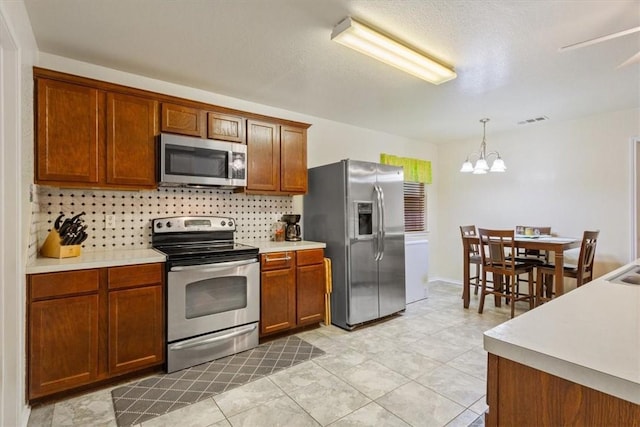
[227,150,233,179]
[170,258,258,272]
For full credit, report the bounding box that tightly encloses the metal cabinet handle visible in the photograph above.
[264,253,291,262]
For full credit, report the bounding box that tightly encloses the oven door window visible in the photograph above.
[165,144,228,179]
[185,276,247,319]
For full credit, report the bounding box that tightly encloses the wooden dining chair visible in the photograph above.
[477,228,535,318]
[536,230,599,306]
[460,225,481,296]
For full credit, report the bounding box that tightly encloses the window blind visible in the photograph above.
[403,182,425,232]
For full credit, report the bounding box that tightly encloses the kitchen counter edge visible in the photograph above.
[240,240,326,254]
[26,248,166,274]
[483,260,640,405]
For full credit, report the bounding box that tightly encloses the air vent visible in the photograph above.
[517,116,549,125]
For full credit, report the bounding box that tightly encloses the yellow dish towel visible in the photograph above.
[323,258,332,325]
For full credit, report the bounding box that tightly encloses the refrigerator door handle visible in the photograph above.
[373,186,380,261]
[378,185,385,260]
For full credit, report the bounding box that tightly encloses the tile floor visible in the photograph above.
[28,281,523,427]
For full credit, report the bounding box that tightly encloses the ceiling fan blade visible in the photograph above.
[559,26,640,52]
[617,51,640,69]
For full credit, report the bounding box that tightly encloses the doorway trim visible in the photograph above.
[632,137,640,261]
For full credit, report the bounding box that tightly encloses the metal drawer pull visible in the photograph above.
[264,254,291,262]
[170,324,257,351]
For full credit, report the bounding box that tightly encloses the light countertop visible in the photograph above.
[26,248,166,274]
[240,240,326,253]
[484,260,640,404]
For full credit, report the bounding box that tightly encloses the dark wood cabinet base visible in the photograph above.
[486,353,640,426]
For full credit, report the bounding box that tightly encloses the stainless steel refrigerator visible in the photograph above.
[303,160,406,330]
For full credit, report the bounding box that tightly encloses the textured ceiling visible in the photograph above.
[23,0,640,142]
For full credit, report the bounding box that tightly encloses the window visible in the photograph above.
[403,182,425,232]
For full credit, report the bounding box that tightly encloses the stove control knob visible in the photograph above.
[221,220,226,226]
[228,220,234,227]
[156,222,163,229]
[166,221,173,228]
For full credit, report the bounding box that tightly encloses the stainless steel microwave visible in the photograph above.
[159,133,247,188]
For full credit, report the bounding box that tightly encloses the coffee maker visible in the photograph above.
[281,214,302,241]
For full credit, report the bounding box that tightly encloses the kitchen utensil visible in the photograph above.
[54,213,65,231]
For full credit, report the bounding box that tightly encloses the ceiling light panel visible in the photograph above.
[331,17,457,85]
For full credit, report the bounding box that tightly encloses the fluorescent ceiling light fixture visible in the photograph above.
[331,16,457,85]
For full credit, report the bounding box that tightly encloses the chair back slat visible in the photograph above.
[478,228,517,272]
[460,225,480,257]
[577,230,599,285]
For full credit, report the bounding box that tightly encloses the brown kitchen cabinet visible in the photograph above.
[260,251,296,336]
[35,73,158,189]
[486,353,640,426]
[208,111,245,143]
[161,103,246,144]
[161,102,207,138]
[246,120,308,195]
[260,249,325,337]
[295,249,325,326]
[107,264,164,375]
[28,269,101,399]
[27,263,164,402]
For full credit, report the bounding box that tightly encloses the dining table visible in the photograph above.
[461,234,582,308]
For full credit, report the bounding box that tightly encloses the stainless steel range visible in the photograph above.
[152,216,260,373]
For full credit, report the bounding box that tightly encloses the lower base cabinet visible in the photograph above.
[260,249,325,337]
[28,263,164,401]
[486,353,640,426]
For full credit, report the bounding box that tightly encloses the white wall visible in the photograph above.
[0,1,37,426]
[435,108,640,284]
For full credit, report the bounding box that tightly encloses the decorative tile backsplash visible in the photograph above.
[31,185,295,257]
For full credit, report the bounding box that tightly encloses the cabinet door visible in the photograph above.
[260,268,296,336]
[208,112,245,143]
[29,294,99,399]
[106,93,159,187]
[161,102,206,137]
[247,120,280,192]
[108,285,164,374]
[36,79,102,184]
[296,263,325,326]
[280,126,308,194]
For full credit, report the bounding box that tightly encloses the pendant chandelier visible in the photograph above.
[460,118,506,174]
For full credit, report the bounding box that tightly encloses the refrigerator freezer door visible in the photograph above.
[347,161,380,325]
[376,164,406,317]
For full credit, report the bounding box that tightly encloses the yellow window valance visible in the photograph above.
[380,153,432,184]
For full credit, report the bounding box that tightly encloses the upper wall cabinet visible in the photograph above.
[160,102,206,138]
[36,79,102,185]
[34,68,310,191]
[161,103,246,144]
[246,120,307,195]
[35,74,158,190]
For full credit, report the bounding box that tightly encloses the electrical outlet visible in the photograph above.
[105,214,117,229]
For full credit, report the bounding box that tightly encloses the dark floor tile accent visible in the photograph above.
[111,335,324,426]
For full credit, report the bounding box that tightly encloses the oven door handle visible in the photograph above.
[170,258,258,272]
[170,324,258,351]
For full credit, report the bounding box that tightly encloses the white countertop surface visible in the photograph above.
[484,260,640,404]
[26,248,166,274]
[240,240,326,253]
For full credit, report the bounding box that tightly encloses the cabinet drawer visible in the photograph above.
[108,263,163,290]
[296,249,324,266]
[30,269,100,300]
[261,251,295,271]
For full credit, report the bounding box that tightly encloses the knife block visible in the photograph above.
[40,229,82,259]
